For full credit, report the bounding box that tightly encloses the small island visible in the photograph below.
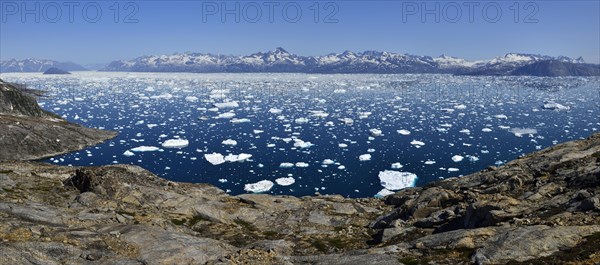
[43,67,71,75]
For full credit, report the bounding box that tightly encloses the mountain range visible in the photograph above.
[2,48,599,76]
[0,59,87,73]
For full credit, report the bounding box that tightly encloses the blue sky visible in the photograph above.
[1,1,599,64]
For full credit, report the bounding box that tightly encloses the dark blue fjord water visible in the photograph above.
[1,72,598,198]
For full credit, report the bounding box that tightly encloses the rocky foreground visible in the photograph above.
[0,79,116,160]
[0,78,599,264]
[0,133,598,264]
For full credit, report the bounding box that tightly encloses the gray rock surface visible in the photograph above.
[0,79,117,161]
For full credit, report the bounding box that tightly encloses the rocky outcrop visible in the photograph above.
[0,79,117,160]
[0,133,599,264]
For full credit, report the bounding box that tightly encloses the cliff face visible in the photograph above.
[0,79,117,161]
[0,133,598,264]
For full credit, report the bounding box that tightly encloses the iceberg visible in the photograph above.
[161,139,189,148]
[295,162,309,168]
[216,112,236,119]
[222,139,238,146]
[378,170,417,190]
[359,154,372,161]
[543,102,570,111]
[369,129,382,137]
[280,162,294,168]
[275,177,295,186]
[397,129,411,135]
[510,128,538,137]
[123,150,135,157]
[130,146,160,152]
[231,118,250,124]
[224,153,252,162]
[410,140,425,147]
[204,153,226,165]
[374,188,395,198]
[452,155,464,162]
[214,101,239,108]
[244,180,274,193]
[391,162,403,169]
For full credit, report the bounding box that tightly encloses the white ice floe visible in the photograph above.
[543,102,570,111]
[482,128,493,132]
[269,108,282,114]
[231,118,250,124]
[295,117,309,124]
[374,188,395,198]
[222,139,238,146]
[378,170,417,190]
[410,140,425,147]
[224,153,252,162]
[295,162,309,168]
[424,160,436,165]
[162,139,189,148]
[280,162,295,168]
[510,128,538,137]
[397,129,411,135]
[338,143,348,148]
[185,96,199,102]
[459,129,471,134]
[293,139,314,149]
[130,146,160,152]
[448,168,460,172]
[244,180,274,193]
[275,177,295,186]
[494,114,508,119]
[322,159,335,165]
[369,129,383,137]
[216,112,236,119]
[359,154,372,161]
[214,101,239,108]
[391,162,403,169]
[454,104,467,110]
[123,150,135,157]
[253,130,264,134]
[205,153,226,165]
[452,155,464,162]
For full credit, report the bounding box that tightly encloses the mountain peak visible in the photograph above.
[272,47,290,54]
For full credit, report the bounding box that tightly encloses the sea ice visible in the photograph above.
[123,150,134,157]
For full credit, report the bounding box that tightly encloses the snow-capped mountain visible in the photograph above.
[100,48,591,75]
[0,59,87,73]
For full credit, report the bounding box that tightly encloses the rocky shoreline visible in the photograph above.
[0,78,598,264]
